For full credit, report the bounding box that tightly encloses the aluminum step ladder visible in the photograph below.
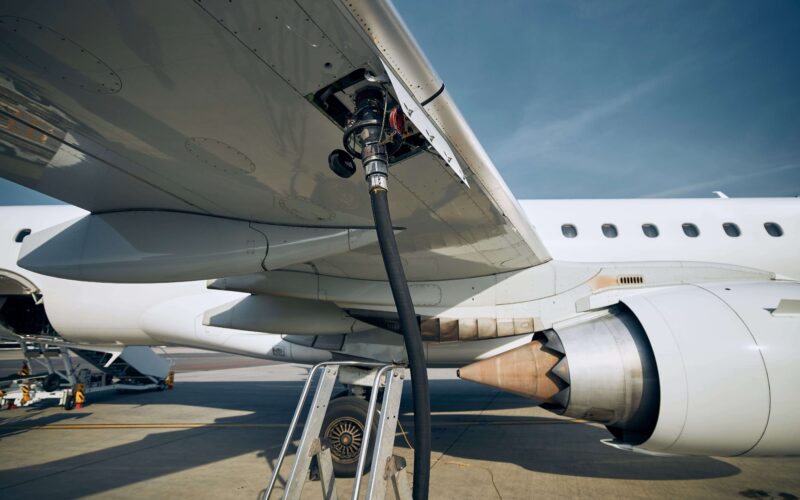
[264,361,412,500]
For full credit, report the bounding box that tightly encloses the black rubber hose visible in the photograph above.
[369,188,431,500]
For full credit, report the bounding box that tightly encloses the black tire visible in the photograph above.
[43,373,61,392]
[320,396,377,477]
[64,393,75,411]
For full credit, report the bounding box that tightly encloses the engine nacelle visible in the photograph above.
[621,281,800,456]
[459,281,800,456]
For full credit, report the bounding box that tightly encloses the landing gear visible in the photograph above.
[320,395,377,477]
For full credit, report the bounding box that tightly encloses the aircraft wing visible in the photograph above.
[0,0,550,281]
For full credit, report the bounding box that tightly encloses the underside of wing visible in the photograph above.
[0,0,549,281]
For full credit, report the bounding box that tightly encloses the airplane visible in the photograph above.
[0,0,798,492]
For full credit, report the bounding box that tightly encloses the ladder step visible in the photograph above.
[263,362,411,500]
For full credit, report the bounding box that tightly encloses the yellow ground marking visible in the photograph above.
[0,419,586,430]
[0,423,285,430]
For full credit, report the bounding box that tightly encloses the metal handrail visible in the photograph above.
[263,360,398,500]
[351,364,396,500]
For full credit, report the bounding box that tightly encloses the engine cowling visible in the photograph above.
[458,281,800,456]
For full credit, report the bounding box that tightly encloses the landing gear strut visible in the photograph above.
[329,85,431,500]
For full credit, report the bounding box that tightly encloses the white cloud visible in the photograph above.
[495,72,669,164]
[643,163,800,197]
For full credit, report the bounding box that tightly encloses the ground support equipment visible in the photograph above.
[264,361,411,500]
[0,341,169,410]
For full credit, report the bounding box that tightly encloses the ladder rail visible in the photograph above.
[264,360,390,500]
[365,367,405,500]
[264,363,323,498]
[284,365,340,498]
[351,364,396,500]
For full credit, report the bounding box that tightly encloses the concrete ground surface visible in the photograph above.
[0,350,798,500]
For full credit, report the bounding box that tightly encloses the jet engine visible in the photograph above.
[458,281,800,456]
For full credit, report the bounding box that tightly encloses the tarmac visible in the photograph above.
[0,349,798,499]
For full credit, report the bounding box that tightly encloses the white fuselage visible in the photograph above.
[522,197,800,280]
[0,198,797,361]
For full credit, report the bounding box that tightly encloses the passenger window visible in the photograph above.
[723,222,741,237]
[764,222,783,237]
[14,229,31,243]
[682,223,700,238]
[561,224,578,238]
[601,223,618,238]
[641,223,659,238]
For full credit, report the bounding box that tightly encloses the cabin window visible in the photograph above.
[641,223,659,238]
[601,223,618,238]
[561,224,578,238]
[764,222,783,237]
[682,223,700,238]
[14,229,31,243]
[723,222,741,237]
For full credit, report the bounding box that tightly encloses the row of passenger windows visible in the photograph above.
[561,222,784,239]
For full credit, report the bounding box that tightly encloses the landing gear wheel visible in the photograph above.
[321,396,376,477]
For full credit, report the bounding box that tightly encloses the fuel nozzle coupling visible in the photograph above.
[363,143,388,192]
[343,86,390,192]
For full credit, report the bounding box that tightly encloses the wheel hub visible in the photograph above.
[325,416,364,464]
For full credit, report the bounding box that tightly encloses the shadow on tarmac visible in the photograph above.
[0,377,739,497]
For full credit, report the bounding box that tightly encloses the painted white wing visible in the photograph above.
[0,0,550,281]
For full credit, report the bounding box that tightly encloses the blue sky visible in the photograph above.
[1,0,798,204]
[398,0,800,198]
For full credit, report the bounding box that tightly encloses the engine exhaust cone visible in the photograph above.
[457,337,564,403]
